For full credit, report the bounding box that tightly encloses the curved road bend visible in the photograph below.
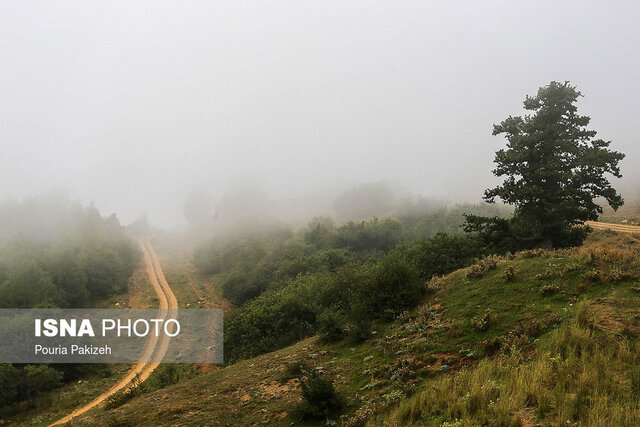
[50,238,178,426]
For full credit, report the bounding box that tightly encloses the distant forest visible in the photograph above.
[0,194,139,308]
[193,202,511,362]
[0,194,140,412]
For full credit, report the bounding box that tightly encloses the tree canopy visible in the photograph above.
[468,81,625,249]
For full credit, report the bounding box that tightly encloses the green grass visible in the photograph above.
[41,231,640,426]
[380,299,640,426]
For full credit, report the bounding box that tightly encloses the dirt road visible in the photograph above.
[586,221,640,234]
[49,238,178,426]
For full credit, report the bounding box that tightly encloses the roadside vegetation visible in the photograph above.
[0,195,140,418]
[7,81,633,426]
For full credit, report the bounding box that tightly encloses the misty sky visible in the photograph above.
[1,1,639,228]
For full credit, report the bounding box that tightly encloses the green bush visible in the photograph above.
[357,250,422,321]
[224,231,483,362]
[541,283,562,296]
[318,308,346,342]
[304,217,336,249]
[471,310,493,331]
[146,364,197,390]
[224,283,319,362]
[334,217,404,252]
[406,232,484,279]
[293,373,343,421]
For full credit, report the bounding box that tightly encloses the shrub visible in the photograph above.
[604,269,636,284]
[467,256,500,279]
[346,302,374,343]
[515,248,546,259]
[22,364,63,397]
[198,235,327,305]
[146,364,196,390]
[352,250,423,322]
[482,336,504,355]
[318,308,346,342]
[540,284,562,296]
[334,217,404,253]
[304,217,336,249]
[413,203,512,240]
[224,285,318,362]
[471,310,493,331]
[504,266,515,281]
[292,373,343,421]
[221,270,264,305]
[425,276,446,294]
[536,268,555,281]
[407,233,484,279]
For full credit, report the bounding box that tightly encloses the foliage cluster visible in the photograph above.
[195,217,407,306]
[0,197,139,308]
[223,231,485,362]
[293,372,343,421]
[0,195,140,412]
[198,205,497,308]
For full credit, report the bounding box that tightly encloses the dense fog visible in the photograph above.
[1,1,638,228]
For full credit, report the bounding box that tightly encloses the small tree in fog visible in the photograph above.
[467,81,625,249]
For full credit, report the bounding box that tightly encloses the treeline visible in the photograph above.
[0,195,140,413]
[224,232,482,361]
[194,203,506,362]
[194,217,405,306]
[0,195,140,308]
[0,237,138,308]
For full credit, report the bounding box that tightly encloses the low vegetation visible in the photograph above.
[61,230,640,426]
[382,300,640,426]
[222,229,488,362]
[105,365,198,410]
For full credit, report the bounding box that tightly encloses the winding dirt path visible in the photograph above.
[49,238,178,426]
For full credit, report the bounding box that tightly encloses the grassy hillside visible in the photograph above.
[63,229,640,426]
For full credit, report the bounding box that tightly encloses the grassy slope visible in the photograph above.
[68,230,640,426]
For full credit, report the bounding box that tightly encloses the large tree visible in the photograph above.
[469,81,625,249]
